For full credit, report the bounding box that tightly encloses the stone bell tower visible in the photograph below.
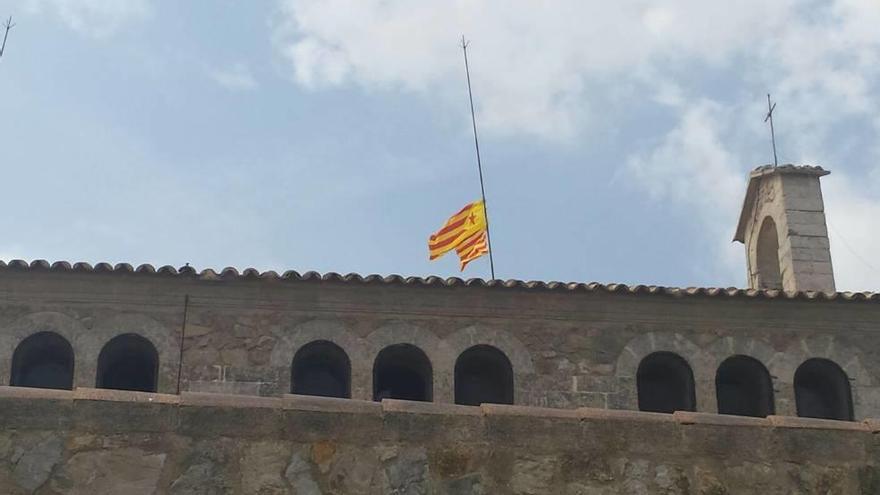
[733,164,835,293]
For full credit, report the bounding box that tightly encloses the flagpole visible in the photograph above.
[461,36,496,280]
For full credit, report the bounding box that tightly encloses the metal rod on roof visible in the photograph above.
[461,36,496,280]
[175,294,189,395]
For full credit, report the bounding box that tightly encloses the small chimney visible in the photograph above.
[734,165,835,293]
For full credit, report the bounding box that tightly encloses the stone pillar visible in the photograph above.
[733,165,835,293]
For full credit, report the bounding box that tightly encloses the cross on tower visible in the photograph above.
[764,93,779,167]
[0,16,14,59]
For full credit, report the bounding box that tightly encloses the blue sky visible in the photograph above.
[1,0,879,290]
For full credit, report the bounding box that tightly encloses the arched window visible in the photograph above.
[637,352,696,413]
[291,340,351,398]
[373,344,432,402]
[715,355,774,417]
[11,332,74,390]
[794,358,853,421]
[454,345,514,406]
[96,334,159,393]
[756,216,782,289]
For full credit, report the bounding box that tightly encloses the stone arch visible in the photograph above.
[615,332,702,411]
[445,325,534,404]
[454,345,514,405]
[366,323,451,402]
[794,358,853,421]
[291,340,351,398]
[96,333,159,392]
[715,355,774,417]
[0,312,88,387]
[373,343,433,402]
[703,335,780,414]
[85,314,178,394]
[773,335,871,418]
[755,216,782,289]
[11,331,75,390]
[637,352,696,413]
[270,320,366,399]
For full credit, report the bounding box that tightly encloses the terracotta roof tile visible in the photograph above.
[0,259,877,304]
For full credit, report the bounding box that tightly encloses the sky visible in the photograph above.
[0,0,879,291]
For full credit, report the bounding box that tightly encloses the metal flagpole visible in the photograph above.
[461,36,496,280]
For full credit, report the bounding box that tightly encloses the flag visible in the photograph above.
[428,200,487,260]
[455,230,488,271]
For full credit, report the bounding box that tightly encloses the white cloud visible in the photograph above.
[209,63,259,91]
[274,0,804,139]
[26,0,151,38]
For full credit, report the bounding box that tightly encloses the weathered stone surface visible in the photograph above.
[10,433,62,492]
[170,460,226,495]
[0,393,876,493]
[285,451,322,495]
[510,456,558,494]
[383,447,429,495]
[241,441,290,494]
[52,447,166,494]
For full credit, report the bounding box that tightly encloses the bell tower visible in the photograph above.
[733,165,835,293]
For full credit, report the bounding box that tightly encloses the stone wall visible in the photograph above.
[1,386,879,494]
[0,268,878,416]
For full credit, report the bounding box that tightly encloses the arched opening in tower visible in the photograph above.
[454,345,514,406]
[794,358,853,421]
[11,331,74,390]
[715,355,774,417]
[291,340,351,398]
[756,216,783,289]
[637,351,696,413]
[373,343,432,402]
[96,333,159,393]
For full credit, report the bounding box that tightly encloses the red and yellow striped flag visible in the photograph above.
[455,230,488,271]
[428,200,487,261]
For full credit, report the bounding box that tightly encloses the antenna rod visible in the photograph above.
[176,294,190,395]
[461,36,496,280]
[0,16,14,59]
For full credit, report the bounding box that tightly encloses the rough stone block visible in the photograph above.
[768,415,869,431]
[283,393,382,414]
[674,411,770,427]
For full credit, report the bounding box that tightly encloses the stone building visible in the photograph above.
[1,164,879,493]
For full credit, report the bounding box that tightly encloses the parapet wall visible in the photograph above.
[1,386,879,494]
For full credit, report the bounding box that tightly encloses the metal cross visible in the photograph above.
[764,93,779,167]
[0,16,14,59]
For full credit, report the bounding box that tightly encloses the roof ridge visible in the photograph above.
[1,259,877,303]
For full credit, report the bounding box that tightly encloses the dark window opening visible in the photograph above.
[291,340,351,398]
[716,355,774,417]
[756,216,783,289]
[795,358,853,421]
[455,345,514,406]
[373,344,432,402]
[96,334,159,393]
[637,352,696,413]
[11,332,74,390]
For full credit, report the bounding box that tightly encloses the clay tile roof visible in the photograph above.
[1,259,877,304]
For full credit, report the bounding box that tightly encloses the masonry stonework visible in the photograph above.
[2,388,880,494]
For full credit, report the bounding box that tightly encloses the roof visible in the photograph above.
[733,164,830,243]
[0,258,877,303]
